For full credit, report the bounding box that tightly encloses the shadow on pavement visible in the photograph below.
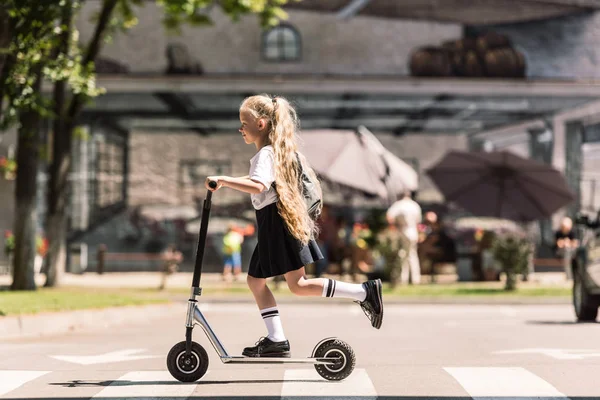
[49,378,323,387]
[5,397,600,400]
[526,320,599,325]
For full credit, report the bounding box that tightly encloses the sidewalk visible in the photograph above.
[0,271,572,340]
[0,270,573,290]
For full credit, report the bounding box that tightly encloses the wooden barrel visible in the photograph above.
[484,47,526,78]
[463,50,485,77]
[441,38,478,76]
[442,37,477,53]
[409,47,452,77]
[476,32,511,58]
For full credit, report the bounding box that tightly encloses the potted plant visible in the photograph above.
[4,230,15,275]
[35,235,49,274]
[3,231,49,275]
[491,232,533,291]
[0,156,17,180]
[4,230,14,256]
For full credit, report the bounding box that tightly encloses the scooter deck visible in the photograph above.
[221,356,339,365]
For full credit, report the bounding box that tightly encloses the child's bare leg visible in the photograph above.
[284,267,326,296]
[284,267,364,299]
[284,267,383,329]
[247,275,277,310]
[243,275,288,356]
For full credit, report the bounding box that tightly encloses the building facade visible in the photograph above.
[3,2,600,272]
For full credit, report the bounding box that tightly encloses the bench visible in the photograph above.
[103,253,165,262]
[533,257,567,273]
[96,251,166,273]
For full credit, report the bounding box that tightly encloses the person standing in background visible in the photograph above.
[386,191,422,285]
[160,244,183,290]
[222,224,245,282]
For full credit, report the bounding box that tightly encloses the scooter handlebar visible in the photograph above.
[208,180,218,189]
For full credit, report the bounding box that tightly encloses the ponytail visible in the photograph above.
[241,94,319,244]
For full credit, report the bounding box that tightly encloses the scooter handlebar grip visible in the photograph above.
[208,180,218,189]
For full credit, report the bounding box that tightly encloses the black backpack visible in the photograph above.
[271,153,323,220]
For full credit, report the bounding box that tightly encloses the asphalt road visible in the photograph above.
[1,302,600,399]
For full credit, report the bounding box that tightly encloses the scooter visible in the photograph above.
[166,181,356,382]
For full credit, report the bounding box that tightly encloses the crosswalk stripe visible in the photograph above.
[91,371,197,399]
[281,368,377,399]
[0,371,50,397]
[444,367,567,399]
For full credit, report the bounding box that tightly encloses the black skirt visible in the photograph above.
[248,203,323,279]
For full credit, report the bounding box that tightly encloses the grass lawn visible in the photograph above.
[0,281,571,317]
[382,282,572,297]
[0,287,171,316]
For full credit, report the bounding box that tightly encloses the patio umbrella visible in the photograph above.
[425,150,575,221]
[298,126,418,203]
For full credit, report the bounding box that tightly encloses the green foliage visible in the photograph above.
[158,0,292,32]
[0,156,17,174]
[363,208,387,248]
[73,126,90,141]
[1,0,102,130]
[491,233,532,291]
[4,230,15,254]
[1,0,294,131]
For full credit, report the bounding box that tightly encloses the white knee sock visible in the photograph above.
[321,279,366,302]
[260,306,286,342]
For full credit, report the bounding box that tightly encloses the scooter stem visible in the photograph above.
[186,185,216,355]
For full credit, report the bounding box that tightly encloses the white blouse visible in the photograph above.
[249,145,278,210]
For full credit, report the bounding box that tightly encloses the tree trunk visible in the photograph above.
[504,271,517,291]
[11,70,42,291]
[0,5,14,124]
[45,0,74,287]
[45,0,118,286]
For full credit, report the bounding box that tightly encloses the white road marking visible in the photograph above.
[0,371,49,397]
[92,371,197,399]
[51,349,161,365]
[444,367,567,398]
[494,348,600,360]
[281,368,376,399]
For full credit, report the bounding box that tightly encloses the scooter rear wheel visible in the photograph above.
[167,341,209,382]
[312,338,355,381]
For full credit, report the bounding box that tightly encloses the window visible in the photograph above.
[95,133,125,209]
[179,159,232,203]
[262,24,301,62]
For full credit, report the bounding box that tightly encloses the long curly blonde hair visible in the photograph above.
[240,94,320,245]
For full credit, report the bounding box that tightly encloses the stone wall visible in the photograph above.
[468,12,600,79]
[128,130,468,207]
[76,1,461,76]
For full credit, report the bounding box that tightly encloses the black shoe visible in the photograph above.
[242,337,291,358]
[357,279,383,329]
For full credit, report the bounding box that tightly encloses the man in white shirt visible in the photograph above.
[386,191,422,285]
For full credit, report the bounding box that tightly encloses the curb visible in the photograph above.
[0,296,572,340]
[0,302,183,341]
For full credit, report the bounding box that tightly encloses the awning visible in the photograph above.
[283,0,600,25]
[82,75,600,136]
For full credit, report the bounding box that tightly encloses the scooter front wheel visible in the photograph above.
[167,341,209,382]
[312,338,355,381]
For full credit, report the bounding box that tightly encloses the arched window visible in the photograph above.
[262,24,301,62]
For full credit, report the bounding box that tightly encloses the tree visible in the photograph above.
[1,0,293,290]
[42,0,294,286]
[0,1,99,290]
